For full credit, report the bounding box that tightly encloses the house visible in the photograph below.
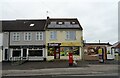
[1,17,83,61]
[84,43,112,60]
[1,19,46,61]
[0,46,2,62]
[111,42,120,60]
[45,17,83,60]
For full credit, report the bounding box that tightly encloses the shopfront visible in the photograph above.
[47,42,82,60]
[9,45,45,61]
[48,43,61,59]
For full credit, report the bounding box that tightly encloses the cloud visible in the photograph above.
[0,0,119,45]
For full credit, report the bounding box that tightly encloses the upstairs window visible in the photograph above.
[66,31,76,40]
[13,32,20,41]
[24,32,32,41]
[30,24,35,27]
[36,32,43,40]
[57,21,64,25]
[50,31,57,40]
[71,21,76,24]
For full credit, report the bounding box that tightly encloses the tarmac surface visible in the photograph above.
[1,60,120,78]
[1,75,119,78]
[2,60,119,70]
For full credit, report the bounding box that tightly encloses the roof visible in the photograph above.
[1,17,83,31]
[112,42,120,48]
[84,43,112,46]
[2,19,46,31]
[46,17,83,30]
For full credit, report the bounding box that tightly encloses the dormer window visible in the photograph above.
[71,21,76,24]
[30,24,35,27]
[57,21,64,25]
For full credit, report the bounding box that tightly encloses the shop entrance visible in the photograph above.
[48,43,61,59]
[54,47,60,59]
[23,49,27,57]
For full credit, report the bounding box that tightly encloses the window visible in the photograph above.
[50,31,57,40]
[66,31,76,40]
[48,47,55,56]
[28,50,43,56]
[71,21,76,24]
[60,47,79,56]
[30,24,35,27]
[13,33,20,41]
[12,50,21,57]
[36,32,43,40]
[57,21,64,25]
[24,32,32,41]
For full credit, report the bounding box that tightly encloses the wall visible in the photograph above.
[0,21,2,33]
[46,29,83,60]
[46,29,83,46]
[3,32,9,48]
[84,45,108,60]
[0,49,2,62]
[10,31,46,45]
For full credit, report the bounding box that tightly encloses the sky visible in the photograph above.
[0,0,119,45]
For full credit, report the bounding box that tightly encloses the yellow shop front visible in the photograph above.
[47,42,82,60]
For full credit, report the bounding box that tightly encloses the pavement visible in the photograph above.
[1,60,120,77]
[2,60,119,70]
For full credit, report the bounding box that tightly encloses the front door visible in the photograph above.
[23,49,27,57]
[23,49,27,59]
[54,47,60,59]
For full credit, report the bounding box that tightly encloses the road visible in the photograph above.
[2,64,119,77]
[2,75,119,78]
[2,60,120,78]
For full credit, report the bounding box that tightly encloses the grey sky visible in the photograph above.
[0,0,119,45]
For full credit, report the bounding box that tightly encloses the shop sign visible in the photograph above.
[48,43,61,46]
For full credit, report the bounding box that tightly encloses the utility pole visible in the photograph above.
[99,40,100,43]
[46,11,49,17]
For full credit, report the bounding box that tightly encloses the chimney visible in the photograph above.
[47,16,49,19]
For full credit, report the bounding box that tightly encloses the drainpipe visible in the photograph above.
[8,32,10,61]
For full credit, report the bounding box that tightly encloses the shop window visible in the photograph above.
[60,47,79,56]
[13,50,21,57]
[28,50,43,56]
[48,47,55,56]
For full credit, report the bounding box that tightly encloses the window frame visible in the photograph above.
[28,49,43,56]
[50,31,57,40]
[66,31,76,40]
[24,32,32,41]
[12,32,20,41]
[36,32,43,41]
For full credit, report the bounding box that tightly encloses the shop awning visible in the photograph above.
[61,42,81,46]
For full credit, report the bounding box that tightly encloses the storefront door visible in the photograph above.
[54,47,60,59]
[23,49,27,57]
